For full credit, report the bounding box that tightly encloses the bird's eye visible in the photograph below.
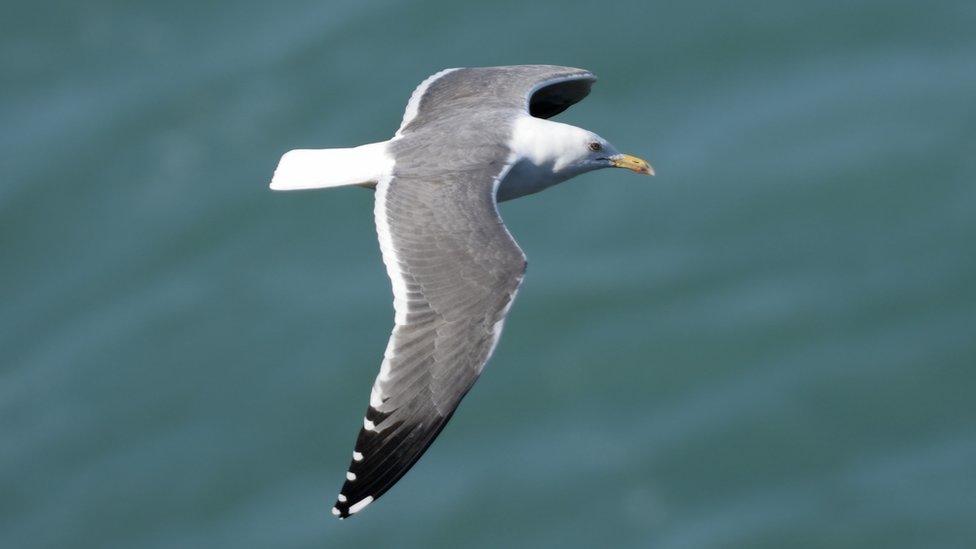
[588,142,603,152]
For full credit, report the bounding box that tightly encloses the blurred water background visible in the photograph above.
[2,1,975,547]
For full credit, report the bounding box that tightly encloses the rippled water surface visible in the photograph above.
[3,1,975,547]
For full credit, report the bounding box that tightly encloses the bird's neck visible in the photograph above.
[498,117,590,202]
[509,117,587,175]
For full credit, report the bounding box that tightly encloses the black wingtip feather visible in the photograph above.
[330,398,468,519]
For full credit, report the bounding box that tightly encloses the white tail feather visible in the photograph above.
[269,141,392,191]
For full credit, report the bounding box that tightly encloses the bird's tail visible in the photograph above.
[269,141,392,191]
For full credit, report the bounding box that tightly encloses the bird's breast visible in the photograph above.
[495,158,567,202]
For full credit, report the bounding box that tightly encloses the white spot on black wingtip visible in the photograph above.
[353,451,363,461]
[364,418,376,431]
[346,471,357,481]
[337,494,347,503]
[369,386,384,407]
[349,496,374,514]
[331,507,340,516]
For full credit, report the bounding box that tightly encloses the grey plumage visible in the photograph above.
[332,66,597,518]
[399,65,595,134]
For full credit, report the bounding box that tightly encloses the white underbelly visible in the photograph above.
[496,159,563,202]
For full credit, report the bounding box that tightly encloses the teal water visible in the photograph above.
[3,1,975,547]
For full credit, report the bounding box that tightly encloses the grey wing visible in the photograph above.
[397,64,597,136]
[331,162,526,518]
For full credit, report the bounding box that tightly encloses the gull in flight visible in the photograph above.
[269,65,653,518]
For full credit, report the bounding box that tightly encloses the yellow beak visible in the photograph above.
[610,153,655,176]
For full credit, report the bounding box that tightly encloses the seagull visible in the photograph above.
[269,65,653,519]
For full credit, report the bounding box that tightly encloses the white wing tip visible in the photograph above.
[349,496,374,514]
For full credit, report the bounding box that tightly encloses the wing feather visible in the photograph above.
[396,65,596,136]
[331,161,525,518]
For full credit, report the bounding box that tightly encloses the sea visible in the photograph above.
[2,1,974,547]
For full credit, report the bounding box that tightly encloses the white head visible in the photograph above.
[511,117,654,183]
